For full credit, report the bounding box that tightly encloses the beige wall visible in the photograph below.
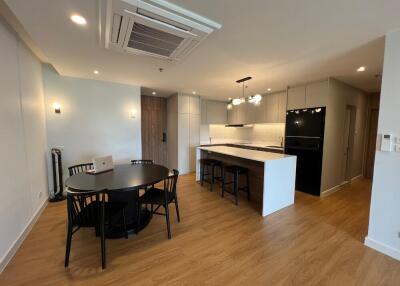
[320,78,369,193]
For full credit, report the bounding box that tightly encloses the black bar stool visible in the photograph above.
[222,165,250,205]
[200,158,223,192]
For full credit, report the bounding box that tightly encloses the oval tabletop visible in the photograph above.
[65,164,170,192]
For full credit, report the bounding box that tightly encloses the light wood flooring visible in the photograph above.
[1,174,400,285]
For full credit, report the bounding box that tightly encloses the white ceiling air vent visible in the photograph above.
[101,0,221,61]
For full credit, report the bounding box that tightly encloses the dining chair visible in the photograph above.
[131,159,155,193]
[64,188,128,269]
[68,163,128,238]
[136,169,180,239]
[68,163,94,176]
[131,159,154,165]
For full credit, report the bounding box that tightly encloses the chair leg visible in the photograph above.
[165,203,171,239]
[174,196,181,222]
[136,202,141,234]
[221,169,225,197]
[246,172,250,201]
[122,208,128,239]
[201,164,205,186]
[234,172,239,205]
[101,203,106,269]
[64,222,73,267]
[210,165,215,192]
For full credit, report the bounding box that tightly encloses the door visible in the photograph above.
[342,106,356,182]
[365,109,379,179]
[141,95,168,166]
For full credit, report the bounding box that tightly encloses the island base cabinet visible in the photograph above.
[199,150,265,212]
[196,148,297,216]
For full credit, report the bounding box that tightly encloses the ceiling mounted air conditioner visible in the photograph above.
[101,0,221,61]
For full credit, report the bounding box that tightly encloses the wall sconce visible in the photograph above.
[129,109,137,119]
[53,102,61,114]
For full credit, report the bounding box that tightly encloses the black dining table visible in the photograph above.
[65,163,170,238]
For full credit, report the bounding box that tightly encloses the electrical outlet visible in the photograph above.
[38,191,42,198]
[398,232,400,238]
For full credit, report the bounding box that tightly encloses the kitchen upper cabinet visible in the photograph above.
[265,93,278,122]
[202,100,227,124]
[227,105,237,124]
[276,91,287,122]
[305,80,329,108]
[250,92,287,123]
[249,101,265,123]
[287,86,306,110]
[228,102,252,125]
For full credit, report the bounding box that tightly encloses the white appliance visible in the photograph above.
[93,155,114,173]
[99,0,221,60]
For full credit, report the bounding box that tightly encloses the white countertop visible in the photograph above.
[198,146,293,163]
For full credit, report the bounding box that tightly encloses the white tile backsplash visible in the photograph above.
[200,123,285,146]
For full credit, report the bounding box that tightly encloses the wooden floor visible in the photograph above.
[1,174,400,285]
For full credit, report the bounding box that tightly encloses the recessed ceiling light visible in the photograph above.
[152,91,156,95]
[192,91,196,95]
[357,66,366,72]
[93,70,99,75]
[267,88,272,92]
[70,14,87,26]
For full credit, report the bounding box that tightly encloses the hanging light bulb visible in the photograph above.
[248,94,262,104]
[227,103,233,110]
[232,98,242,105]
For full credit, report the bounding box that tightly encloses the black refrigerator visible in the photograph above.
[284,107,326,196]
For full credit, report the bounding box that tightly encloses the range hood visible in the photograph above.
[225,124,254,128]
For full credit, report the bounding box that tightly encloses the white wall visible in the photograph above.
[42,65,142,191]
[365,30,400,261]
[0,17,48,271]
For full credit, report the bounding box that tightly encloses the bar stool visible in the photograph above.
[222,165,250,205]
[200,158,223,192]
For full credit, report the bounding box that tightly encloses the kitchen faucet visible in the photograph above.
[279,136,284,148]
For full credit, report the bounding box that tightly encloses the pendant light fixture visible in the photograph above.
[227,76,262,109]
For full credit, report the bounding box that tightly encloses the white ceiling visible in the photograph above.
[4,0,400,100]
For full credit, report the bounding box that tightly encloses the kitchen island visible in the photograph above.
[196,146,297,216]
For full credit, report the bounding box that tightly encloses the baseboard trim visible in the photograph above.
[0,198,48,273]
[321,181,349,197]
[321,174,365,197]
[351,174,364,183]
[365,236,400,261]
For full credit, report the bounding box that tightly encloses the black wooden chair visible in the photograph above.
[68,163,93,176]
[64,189,128,269]
[68,163,128,238]
[137,169,180,239]
[131,159,154,165]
